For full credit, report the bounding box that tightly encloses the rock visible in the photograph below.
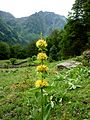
[57,60,82,69]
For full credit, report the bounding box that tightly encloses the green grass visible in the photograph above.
[0,60,90,120]
[0,59,28,66]
[0,60,9,65]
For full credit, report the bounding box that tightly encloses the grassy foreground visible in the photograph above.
[0,61,90,120]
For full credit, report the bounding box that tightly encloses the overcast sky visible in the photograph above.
[0,0,75,18]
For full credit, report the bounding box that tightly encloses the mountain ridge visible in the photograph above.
[0,10,67,44]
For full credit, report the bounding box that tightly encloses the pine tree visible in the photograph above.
[61,0,89,58]
[83,0,90,46]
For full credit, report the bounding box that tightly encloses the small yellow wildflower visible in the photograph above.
[36,39,47,48]
[35,80,48,87]
[37,52,48,60]
[36,65,48,72]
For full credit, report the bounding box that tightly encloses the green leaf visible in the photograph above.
[35,92,41,99]
[44,104,51,120]
[28,87,40,92]
[44,86,54,92]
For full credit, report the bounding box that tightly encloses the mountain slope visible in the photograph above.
[0,18,20,44]
[0,11,21,32]
[0,11,67,44]
[17,11,67,38]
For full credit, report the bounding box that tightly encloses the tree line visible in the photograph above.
[0,40,38,60]
[0,0,90,60]
[47,0,90,60]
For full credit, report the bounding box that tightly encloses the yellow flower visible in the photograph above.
[36,39,47,48]
[37,52,48,60]
[36,65,48,72]
[35,80,48,87]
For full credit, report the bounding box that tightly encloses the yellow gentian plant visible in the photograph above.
[35,37,48,120]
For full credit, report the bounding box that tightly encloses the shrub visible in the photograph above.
[27,57,33,66]
[72,55,83,62]
[10,58,17,65]
[32,55,37,61]
[83,50,90,62]
[0,42,10,60]
[48,56,54,62]
[82,50,90,66]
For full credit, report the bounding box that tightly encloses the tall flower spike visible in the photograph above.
[35,36,48,120]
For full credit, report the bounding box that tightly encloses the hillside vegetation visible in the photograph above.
[0,11,66,44]
[0,60,90,120]
[0,18,22,45]
[0,0,90,61]
[0,0,90,119]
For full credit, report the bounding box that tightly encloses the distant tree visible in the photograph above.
[0,42,10,59]
[49,45,58,61]
[82,0,90,46]
[46,29,64,59]
[26,40,38,57]
[61,19,87,58]
[60,0,89,59]
[46,29,63,49]
[10,44,27,59]
[17,47,28,59]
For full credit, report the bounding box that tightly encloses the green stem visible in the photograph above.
[41,56,44,120]
[41,87,43,120]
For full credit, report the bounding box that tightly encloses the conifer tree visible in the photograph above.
[61,0,89,58]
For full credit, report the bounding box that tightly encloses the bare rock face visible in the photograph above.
[57,60,82,69]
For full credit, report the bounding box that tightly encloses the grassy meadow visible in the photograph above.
[0,60,90,120]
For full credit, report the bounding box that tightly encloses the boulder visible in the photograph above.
[57,60,82,69]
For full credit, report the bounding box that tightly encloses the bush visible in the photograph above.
[10,58,17,65]
[32,55,37,61]
[48,56,54,62]
[27,57,33,65]
[0,42,10,60]
[72,55,83,62]
[82,50,90,66]
[83,50,90,62]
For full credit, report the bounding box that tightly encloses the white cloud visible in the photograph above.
[0,0,75,18]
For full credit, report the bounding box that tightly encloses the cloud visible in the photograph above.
[0,0,75,18]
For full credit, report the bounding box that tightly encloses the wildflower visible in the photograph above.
[37,52,48,60]
[35,80,48,87]
[36,65,48,72]
[36,39,47,48]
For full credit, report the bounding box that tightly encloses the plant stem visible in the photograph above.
[41,87,43,120]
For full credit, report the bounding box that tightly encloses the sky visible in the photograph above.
[0,0,75,18]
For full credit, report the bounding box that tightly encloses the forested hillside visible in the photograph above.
[59,0,90,58]
[0,18,20,44]
[0,11,66,44]
[0,0,90,60]
[46,0,90,60]
[17,11,66,41]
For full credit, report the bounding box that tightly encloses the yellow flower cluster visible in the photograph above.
[36,39,47,48]
[35,80,48,87]
[36,65,48,72]
[37,52,48,60]
[35,38,48,88]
